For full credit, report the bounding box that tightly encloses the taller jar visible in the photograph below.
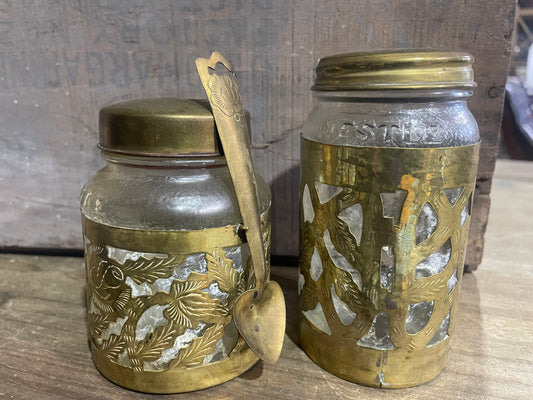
[80,98,271,393]
[299,50,480,388]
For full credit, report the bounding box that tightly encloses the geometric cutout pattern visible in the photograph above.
[315,181,343,204]
[461,195,472,226]
[380,246,394,291]
[299,139,479,383]
[426,311,451,348]
[331,284,357,326]
[324,229,362,289]
[381,190,408,226]
[338,203,363,245]
[357,312,395,350]
[302,184,315,223]
[415,202,438,244]
[406,301,434,334]
[309,246,323,281]
[444,187,464,206]
[303,302,332,335]
[447,269,458,293]
[415,239,452,279]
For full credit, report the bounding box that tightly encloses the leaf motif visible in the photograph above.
[206,249,240,293]
[88,312,110,337]
[237,269,248,297]
[330,216,359,265]
[100,334,126,362]
[170,324,225,369]
[121,255,179,284]
[165,278,226,328]
[91,292,115,314]
[238,255,256,292]
[300,222,317,265]
[407,274,449,303]
[298,276,319,312]
[122,321,136,347]
[112,287,131,311]
[126,297,145,319]
[331,265,367,312]
[130,322,176,363]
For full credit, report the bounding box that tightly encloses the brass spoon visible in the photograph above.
[196,52,285,364]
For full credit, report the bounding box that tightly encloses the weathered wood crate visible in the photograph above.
[0,0,516,270]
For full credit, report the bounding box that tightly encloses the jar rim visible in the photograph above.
[312,88,473,101]
[312,49,476,91]
[100,150,228,168]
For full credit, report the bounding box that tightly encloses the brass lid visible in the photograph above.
[99,98,221,157]
[312,49,475,91]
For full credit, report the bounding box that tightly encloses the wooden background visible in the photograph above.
[0,0,516,268]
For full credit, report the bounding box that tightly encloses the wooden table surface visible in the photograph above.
[1,159,532,399]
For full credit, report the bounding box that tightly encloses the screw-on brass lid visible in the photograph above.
[312,49,475,91]
[99,98,222,157]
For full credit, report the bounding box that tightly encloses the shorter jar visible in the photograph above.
[80,98,271,393]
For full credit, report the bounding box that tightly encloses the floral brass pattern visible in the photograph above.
[86,244,254,372]
[299,138,479,387]
[208,72,244,121]
[83,212,271,389]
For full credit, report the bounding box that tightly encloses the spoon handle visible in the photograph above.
[196,52,266,296]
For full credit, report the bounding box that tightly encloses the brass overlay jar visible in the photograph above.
[299,50,480,388]
[80,99,271,393]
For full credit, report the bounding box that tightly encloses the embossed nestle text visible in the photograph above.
[323,119,448,145]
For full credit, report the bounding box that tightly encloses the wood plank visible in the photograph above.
[464,191,490,271]
[0,260,530,399]
[0,0,515,260]
[1,159,532,398]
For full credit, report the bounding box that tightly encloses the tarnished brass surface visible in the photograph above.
[231,280,285,364]
[83,214,271,393]
[99,98,220,157]
[312,50,475,91]
[196,52,286,364]
[299,138,479,388]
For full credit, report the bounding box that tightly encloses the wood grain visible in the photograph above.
[1,160,532,399]
[0,0,515,266]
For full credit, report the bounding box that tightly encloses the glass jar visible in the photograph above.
[299,50,480,388]
[81,98,271,393]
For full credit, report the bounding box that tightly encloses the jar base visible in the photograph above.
[299,318,450,389]
[91,342,259,393]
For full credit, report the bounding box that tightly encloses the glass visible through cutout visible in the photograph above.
[461,195,472,226]
[315,181,343,204]
[324,229,362,289]
[444,187,464,206]
[136,305,169,342]
[447,269,458,293]
[357,312,395,350]
[381,190,408,225]
[310,246,323,281]
[338,203,363,245]
[331,284,357,325]
[298,270,305,295]
[405,301,434,334]
[302,184,315,223]
[416,202,438,244]
[381,246,394,292]
[303,302,332,335]
[416,239,452,279]
[426,311,451,347]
